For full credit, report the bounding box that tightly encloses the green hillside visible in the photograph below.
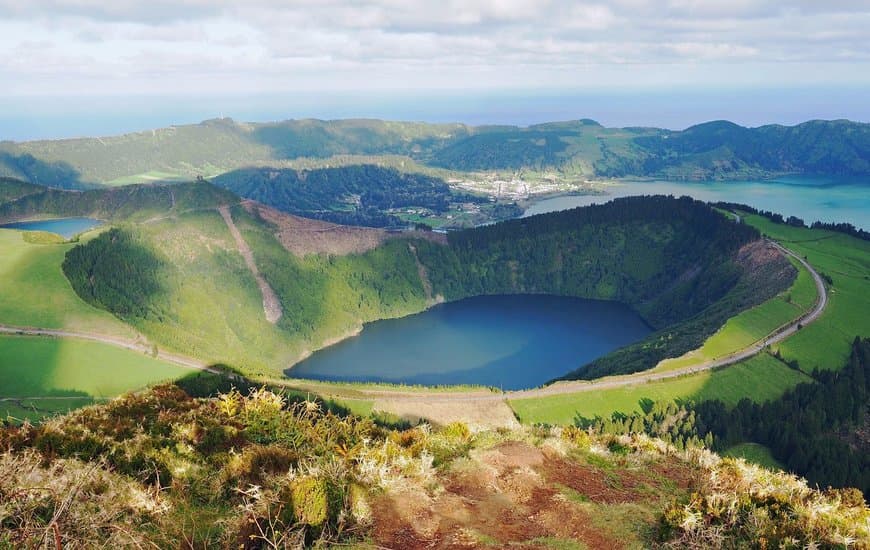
[0,180,238,223]
[58,194,793,380]
[60,206,431,374]
[3,118,869,187]
[211,165,468,227]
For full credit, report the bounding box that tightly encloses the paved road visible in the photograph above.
[0,238,827,406]
[290,238,827,404]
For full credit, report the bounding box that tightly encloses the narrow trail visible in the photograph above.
[218,205,283,324]
[0,324,216,374]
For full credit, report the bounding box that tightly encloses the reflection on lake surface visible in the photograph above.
[0,217,103,238]
[523,176,870,231]
[288,294,652,390]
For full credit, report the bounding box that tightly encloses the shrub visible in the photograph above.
[222,445,298,492]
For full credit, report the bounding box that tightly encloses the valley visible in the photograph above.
[1,119,869,548]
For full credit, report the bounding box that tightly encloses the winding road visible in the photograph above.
[0,237,827,408]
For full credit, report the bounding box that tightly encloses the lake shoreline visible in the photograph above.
[285,294,653,390]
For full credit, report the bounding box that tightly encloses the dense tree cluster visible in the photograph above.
[62,228,167,320]
[696,337,870,495]
[212,165,470,227]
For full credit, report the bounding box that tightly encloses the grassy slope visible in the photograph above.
[0,335,187,421]
[722,442,785,470]
[511,354,811,424]
[72,205,429,377]
[746,215,870,372]
[128,210,301,373]
[654,255,816,372]
[0,227,188,420]
[0,229,134,338]
[510,218,870,425]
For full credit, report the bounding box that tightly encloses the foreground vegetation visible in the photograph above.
[568,337,870,498]
[1,381,866,548]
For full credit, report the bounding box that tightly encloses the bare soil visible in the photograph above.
[372,398,520,430]
[218,205,283,323]
[370,441,693,549]
[243,201,446,257]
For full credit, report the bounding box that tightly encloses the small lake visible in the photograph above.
[524,176,870,231]
[287,294,652,390]
[0,217,103,238]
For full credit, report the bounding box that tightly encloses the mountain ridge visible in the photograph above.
[2,117,868,187]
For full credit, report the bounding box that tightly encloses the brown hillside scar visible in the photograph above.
[218,205,283,324]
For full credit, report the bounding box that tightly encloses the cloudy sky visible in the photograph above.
[1,1,869,136]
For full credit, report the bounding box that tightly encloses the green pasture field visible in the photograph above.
[0,229,134,338]
[744,215,870,372]
[655,256,816,372]
[509,353,811,425]
[723,442,785,470]
[0,335,188,421]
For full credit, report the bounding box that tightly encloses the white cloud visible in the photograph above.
[0,0,868,96]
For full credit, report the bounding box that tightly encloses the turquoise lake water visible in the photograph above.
[523,176,870,230]
[287,294,652,390]
[0,218,103,238]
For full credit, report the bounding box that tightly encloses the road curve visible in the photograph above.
[0,240,827,406]
[289,238,828,404]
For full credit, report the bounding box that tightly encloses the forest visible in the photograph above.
[212,165,473,227]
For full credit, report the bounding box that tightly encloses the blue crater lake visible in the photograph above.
[0,217,103,238]
[287,294,652,390]
[524,176,870,231]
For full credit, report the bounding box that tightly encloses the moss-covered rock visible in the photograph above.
[290,475,345,532]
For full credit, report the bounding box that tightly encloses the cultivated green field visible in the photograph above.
[0,229,134,338]
[0,335,187,421]
[746,215,870,372]
[723,442,785,470]
[509,354,811,424]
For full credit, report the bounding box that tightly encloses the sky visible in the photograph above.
[1,1,869,139]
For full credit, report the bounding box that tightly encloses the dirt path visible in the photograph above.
[0,324,216,373]
[218,205,283,324]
